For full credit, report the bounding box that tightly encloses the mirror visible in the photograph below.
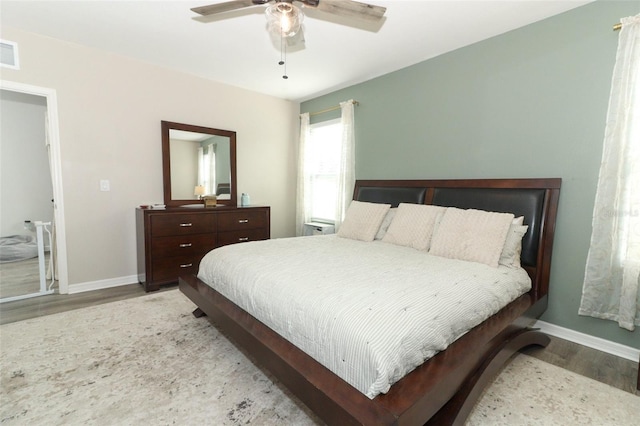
[161,121,237,207]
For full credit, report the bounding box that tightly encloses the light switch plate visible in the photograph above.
[100,179,110,191]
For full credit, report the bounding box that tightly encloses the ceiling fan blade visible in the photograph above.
[311,0,386,22]
[191,0,267,17]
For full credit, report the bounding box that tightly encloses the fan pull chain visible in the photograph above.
[279,32,288,80]
[282,44,288,80]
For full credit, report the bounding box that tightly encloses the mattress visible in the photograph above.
[197,235,531,398]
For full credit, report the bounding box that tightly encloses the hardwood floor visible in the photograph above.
[521,336,639,395]
[0,283,638,396]
[0,254,56,299]
[0,283,172,325]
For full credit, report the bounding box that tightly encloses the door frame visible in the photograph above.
[1,80,69,294]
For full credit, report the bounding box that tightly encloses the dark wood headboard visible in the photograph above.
[353,178,561,302]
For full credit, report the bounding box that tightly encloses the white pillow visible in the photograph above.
[382,203,446,250]
[429,207,514,267]
[374,208,397,240]
[512,216,524,226]
[499,221,528,268]
[337,201,391,242]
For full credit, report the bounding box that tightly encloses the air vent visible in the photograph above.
[1,40,20,69]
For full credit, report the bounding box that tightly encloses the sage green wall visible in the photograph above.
[301,1,639,349]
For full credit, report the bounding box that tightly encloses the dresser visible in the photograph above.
[136,206,270,292]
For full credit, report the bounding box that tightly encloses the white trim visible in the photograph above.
[0,80,69,294]
[0,289,55,304]
[534,320,639,362]
[68,275,139,294]
[0,39,20,70]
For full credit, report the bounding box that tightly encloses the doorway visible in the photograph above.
[0,81,68,301]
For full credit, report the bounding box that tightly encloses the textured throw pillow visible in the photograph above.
[337,201,391,242]
[382,203,446,251]
[499,222,528,268]
[374,208,397,240]
[429,207,514,267]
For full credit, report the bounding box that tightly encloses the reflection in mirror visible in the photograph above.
[162,121,236,207]
[169,130,231,199]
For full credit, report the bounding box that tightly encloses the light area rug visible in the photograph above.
[1,289,638,425]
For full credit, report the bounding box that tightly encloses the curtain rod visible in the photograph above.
[613,23,622,31]
[309,100,359,117]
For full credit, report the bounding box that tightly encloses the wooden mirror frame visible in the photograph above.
[161,120,237,207]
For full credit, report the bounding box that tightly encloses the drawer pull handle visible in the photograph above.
[179,243,192,248]
[179,223,193,227]
[238,237,249,242]
[180,263,193,268]
[238,219,249,223]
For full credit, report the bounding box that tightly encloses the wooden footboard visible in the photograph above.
[180,274,549,425]
[180,274,394,425]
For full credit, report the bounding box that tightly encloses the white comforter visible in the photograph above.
[198,235,531,399]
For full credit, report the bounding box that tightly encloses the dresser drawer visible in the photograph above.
[217,210,268,231]
[137,206,269,292]
[217,228,269,247]
[151,254,202,283]
[151,234,216,258]
[151,213,215,236]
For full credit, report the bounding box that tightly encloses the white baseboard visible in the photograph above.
[534,320,639,362]
[68,275,138,294]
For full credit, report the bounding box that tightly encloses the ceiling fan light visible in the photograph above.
[266,2,303,38]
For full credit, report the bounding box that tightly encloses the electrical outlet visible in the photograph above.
[100,179,110,191]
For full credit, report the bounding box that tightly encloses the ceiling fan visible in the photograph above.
[191,1,387,38]
[192,1,386,79]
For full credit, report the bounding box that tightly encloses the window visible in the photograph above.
[198,144,216,196]
[307,118,341,223]
[297,100,355,236]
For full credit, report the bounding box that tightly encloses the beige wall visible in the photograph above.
[1,27,299,288]
[169,139,199,200]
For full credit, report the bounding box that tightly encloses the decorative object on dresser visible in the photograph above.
[203,195,217,208]
[136,206,270,292]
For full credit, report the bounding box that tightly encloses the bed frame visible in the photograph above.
[179,178,561,425]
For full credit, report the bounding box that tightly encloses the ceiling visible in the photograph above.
[1,1,593,102]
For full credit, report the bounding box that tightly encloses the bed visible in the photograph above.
[179,178,561,425]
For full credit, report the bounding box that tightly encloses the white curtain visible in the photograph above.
[296,113,312,236]
[197,145,216,195]
[335,100,356,231]
[579,14,640,331]
[206,145,216,195]
[197,146,204,188]
[295,100,356,235]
